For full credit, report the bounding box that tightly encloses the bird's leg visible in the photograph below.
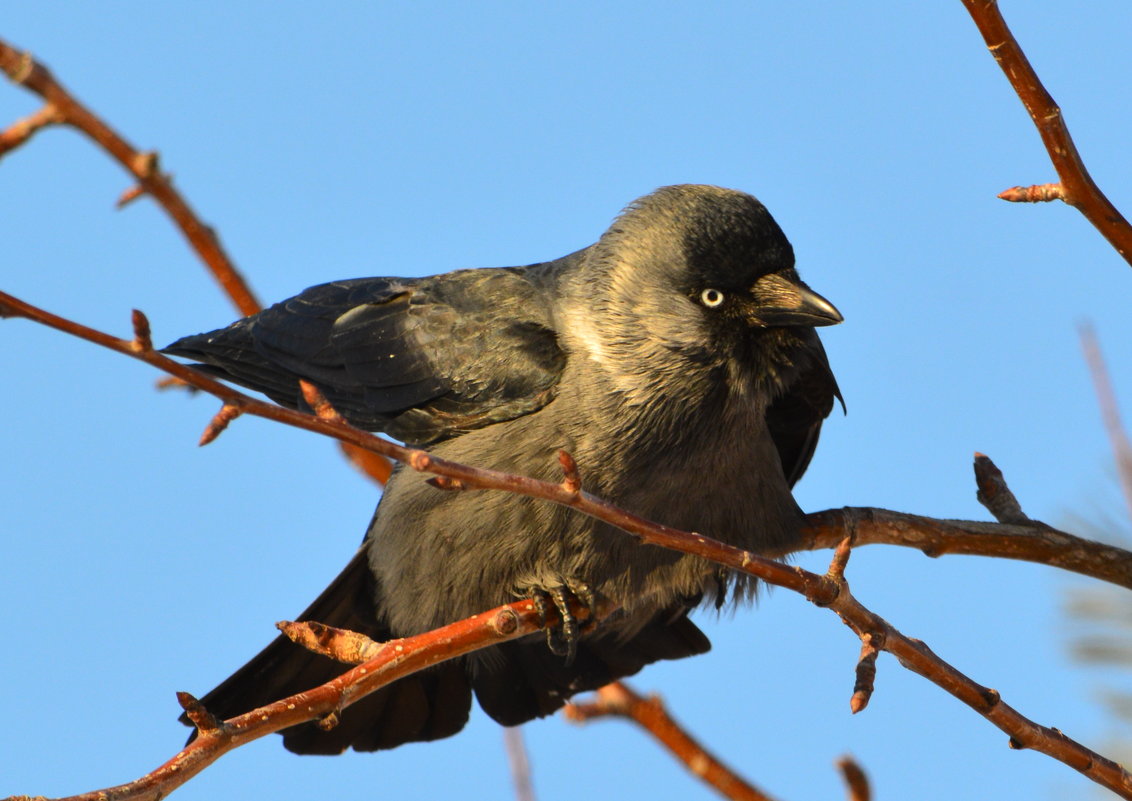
[520,587,569,657]
[566,579,599,630]
[521,580,598,665]
[547,586,577,662]
[528,590,551,629]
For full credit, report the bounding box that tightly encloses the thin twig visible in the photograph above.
[503,727,537,801]
[800,505,1132,591]
[0,38,262,315]
[1079,323,1132,526]
[959,0,1132,266]
[21,599,582,801]
[339,442,394,484]
[0,37,395,488]
[0,102,62,158]
[836,756,871,801]
[566,682,778,801]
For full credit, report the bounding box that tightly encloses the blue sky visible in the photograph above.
[3,4,1132,800]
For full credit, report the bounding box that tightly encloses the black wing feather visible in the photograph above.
[766,332,842,487]
[164,262,572,446]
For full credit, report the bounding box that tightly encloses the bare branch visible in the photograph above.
[0,39,396,489]
[339,442,394,484]
[15,599,596,801]
[566,682,778,801]
[836,756,871,801]
[503,727,537,801]
[199,403,244,446]
[827,536,853,583]
[0,102,62,158]
[800,506,1132,592]
[176,692,222,735]
[0,38,262,316]
[959,0,1132,266]
[1079,323,1132,525]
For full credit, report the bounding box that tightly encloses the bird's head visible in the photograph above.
[570,185,841,394]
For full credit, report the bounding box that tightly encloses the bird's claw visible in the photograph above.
[524,580,597,665]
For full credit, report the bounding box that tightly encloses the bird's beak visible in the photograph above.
[749,273,843,328]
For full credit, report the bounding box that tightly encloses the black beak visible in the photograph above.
[750,273,843,328]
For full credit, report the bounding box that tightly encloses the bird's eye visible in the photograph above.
[700,288,725,308]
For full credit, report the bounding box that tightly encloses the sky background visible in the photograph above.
[3,4,1132,800]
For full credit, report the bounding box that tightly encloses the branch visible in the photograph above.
[836,756,871,801]
[7,599,594,801]
[959,1,1132,266]
[503,727,537,801]
[0,38,394,487]
[567,681,873,801]
[1079,323,1132,525]
[800,506,1132,591]
[566,681,778,801]
[4,292,1132,798]
[0,102,62,156]
[0,38,261,316]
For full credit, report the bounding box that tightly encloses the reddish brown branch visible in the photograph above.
[0,102,62,157]
[176,692,221,734]
[117,182,149,209]
[566,682,778,801]
[800,506,1132,591]
[24,599,578,801]
[339,442,394,484]
[836,756,871,801]
[827,536,853,583]
[0,40,396,488]
[0,38,262,316]
[557,449,582,495]
[199,403,243,446]
[825,543,879,714]
[5,292,1132,798]
[960,1,1132,266]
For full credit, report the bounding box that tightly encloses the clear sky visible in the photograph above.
[3,4,1132,800]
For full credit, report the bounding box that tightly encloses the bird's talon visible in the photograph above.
[524,583,592,665]
[529,591,551,628]
[569,580,598,629]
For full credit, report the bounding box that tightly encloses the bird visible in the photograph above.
[164,184,843,754]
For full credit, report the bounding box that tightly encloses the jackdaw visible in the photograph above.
[165,184,842,754]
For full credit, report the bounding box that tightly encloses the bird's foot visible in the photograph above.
[524,580,598,665]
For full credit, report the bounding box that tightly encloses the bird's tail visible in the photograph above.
[181,549,710,754]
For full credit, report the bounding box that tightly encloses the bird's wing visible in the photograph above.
[164,261,571,445]
[765,332,842,487]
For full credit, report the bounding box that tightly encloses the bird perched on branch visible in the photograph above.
[166,184,842,754]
